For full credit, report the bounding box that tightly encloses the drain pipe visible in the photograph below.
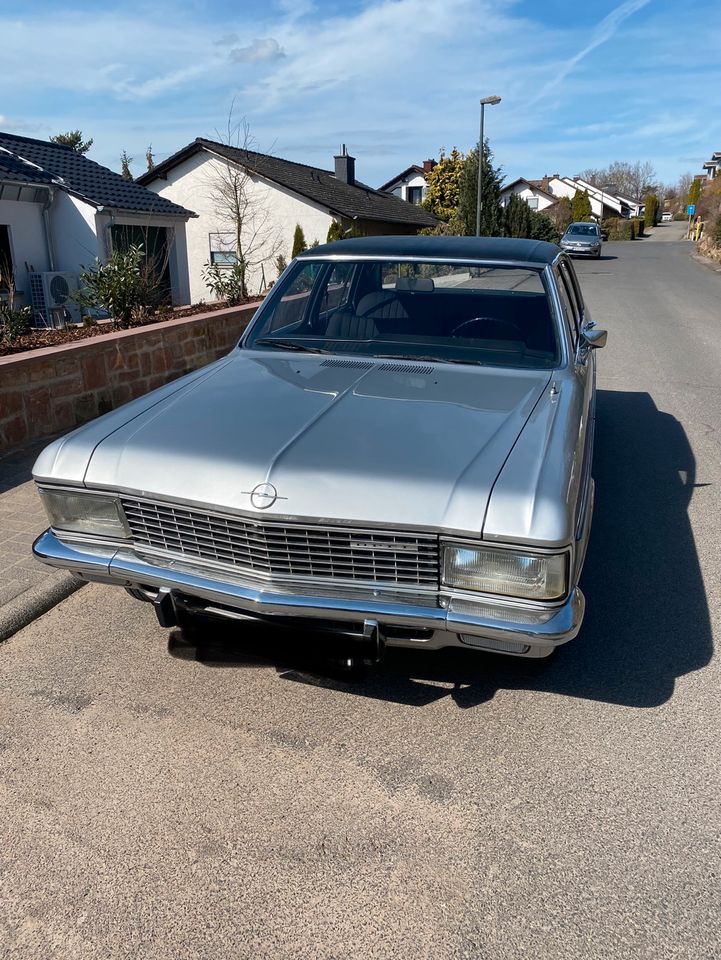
[97,206,116,260]
[41,186,57,271]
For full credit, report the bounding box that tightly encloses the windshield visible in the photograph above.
[567,224,598,236]
[244,259,560,369]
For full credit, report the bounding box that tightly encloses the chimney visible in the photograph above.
[334,144,355,185]
[422,158,436,173]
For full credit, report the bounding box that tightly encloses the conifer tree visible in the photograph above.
[291,224,307,257]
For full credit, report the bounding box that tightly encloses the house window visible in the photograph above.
[407,186,423,205]
[527,197,539,210]
[209,232,238,266]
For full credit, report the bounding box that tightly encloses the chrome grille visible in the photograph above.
[121,498,439,588]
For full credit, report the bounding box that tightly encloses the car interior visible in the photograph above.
[253,262,560,365]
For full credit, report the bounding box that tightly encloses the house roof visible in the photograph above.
[138,139,436,228]
[0,131,194,218]
[378,165,427,191]
[0,147,56,187]
[297,234,560,265]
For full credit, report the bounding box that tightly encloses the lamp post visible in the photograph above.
[476,95,502,237]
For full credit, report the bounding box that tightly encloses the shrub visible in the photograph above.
[201,261,247,305]
[603,218,635,240]
[0,303,32,343]
[73,244,146,327]
[631,217,644,237]
[547,196,573,234]
[275,254,288,277]
[528,210,560,243]
[644,192,659,227]
[291,224,307,257]
[713,216,721,247]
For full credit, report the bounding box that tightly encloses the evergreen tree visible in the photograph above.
[120,150,133,181]
[50,130,93,154]
[644,191,659,227]
[688,178,702,206]
[421,148,464,222]
[503,193,532,237]
[571,189,592,221]
[326,220,345,243]
[291,224,307,257]
[458,140,503,236]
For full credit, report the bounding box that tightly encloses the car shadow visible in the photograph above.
[170,390,712,709]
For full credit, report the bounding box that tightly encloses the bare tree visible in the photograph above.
[576,160,658,201]
[202,106,282,299]
[677,172,694,204]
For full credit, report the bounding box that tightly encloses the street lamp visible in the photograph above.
[476,95,502,237]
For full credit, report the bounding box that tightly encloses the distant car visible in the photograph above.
[33,236,607,662]
[661,212,673,222]
[560,222,602,258]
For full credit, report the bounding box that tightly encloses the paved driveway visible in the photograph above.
[2,227,720,959]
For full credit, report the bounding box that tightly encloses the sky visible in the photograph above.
[0,0,719,190]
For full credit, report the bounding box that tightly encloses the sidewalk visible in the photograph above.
[0,438,83,641]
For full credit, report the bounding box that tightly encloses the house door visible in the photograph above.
[111,224,171,305]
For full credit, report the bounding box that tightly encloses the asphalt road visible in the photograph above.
[2,222,720,959]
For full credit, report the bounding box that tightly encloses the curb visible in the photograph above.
[0,573,85,643]
[690,252,721,274]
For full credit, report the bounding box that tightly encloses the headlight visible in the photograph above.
[38,488,130,538]
[442,543,567,601]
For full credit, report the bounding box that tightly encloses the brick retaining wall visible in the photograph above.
[0,303,258,452]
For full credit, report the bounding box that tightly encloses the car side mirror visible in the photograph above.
[583,327,607,349]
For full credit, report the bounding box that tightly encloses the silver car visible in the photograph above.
[560,222,603,258]
[33,236,606,661]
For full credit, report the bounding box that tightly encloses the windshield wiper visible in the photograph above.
[254,338,331,354]
[370,353,483,365]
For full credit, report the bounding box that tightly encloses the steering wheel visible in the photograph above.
[450,316,522,340]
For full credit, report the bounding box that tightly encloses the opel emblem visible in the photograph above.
[246,482,286,509]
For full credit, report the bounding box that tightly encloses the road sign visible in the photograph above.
[687,204,696,216]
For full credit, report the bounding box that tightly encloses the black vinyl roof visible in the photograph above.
[0,131,194,218]
[139,138,437,228]
[296,234,561,264]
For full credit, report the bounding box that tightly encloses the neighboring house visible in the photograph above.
[138,141,437,303]
[531,175,627,220]
[0,131,195,320]
[379,160,436,205]
[702,152,720,180]
[500,178,557,212]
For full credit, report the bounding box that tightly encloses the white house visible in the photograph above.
[0,131,194,322]
[703,152,720,180]
[533,175,634,219]
[139,141,436,303]
[379,160,436,205]
[499,178,557,212]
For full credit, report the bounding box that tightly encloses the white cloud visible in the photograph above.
[229,38,285,64]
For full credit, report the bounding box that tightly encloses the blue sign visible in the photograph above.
[687,204,696,216]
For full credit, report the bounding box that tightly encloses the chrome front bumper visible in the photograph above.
[33,529,585,657]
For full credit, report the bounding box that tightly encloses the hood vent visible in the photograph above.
[377,363,434,375]
[320,358,373,370]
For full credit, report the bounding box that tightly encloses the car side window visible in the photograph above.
[559,259,586,327]
[554,266,579,349]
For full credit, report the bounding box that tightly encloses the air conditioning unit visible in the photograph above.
[28,272,81,328]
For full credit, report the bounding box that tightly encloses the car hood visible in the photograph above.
[563,235,598,244]
[78,352,550,533]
